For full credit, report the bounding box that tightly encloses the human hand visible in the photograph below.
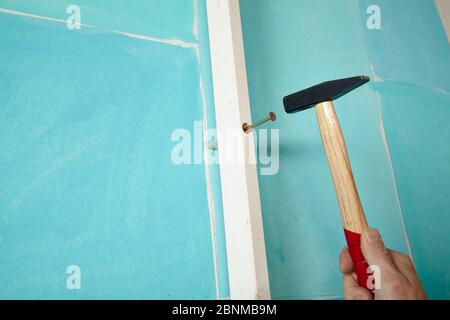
[339,228,427,300]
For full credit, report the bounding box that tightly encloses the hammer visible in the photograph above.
[283,76,373,292]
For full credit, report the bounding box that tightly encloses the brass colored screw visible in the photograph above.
[243,112,276,133]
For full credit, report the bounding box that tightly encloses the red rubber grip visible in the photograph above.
[344,228,374,295]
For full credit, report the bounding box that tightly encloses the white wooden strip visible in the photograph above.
[205,0,271,300]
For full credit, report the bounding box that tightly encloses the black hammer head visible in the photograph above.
[283,76,370,114]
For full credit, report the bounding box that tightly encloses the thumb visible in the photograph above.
[361,228,398,273]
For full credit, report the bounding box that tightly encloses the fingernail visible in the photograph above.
[365,228,381,244]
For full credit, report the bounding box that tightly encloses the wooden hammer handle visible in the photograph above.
[316,101,373,292]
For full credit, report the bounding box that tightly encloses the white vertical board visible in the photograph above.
[206,0,271,300]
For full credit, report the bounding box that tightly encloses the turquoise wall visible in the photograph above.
[359,0,450,299]
[240,0,449,299]
[0,0,229,299]
[0,0,197,42]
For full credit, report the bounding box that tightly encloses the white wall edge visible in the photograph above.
[205,0,271,300]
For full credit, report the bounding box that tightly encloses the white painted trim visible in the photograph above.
[436,0,450,42]
[206,0,271,300]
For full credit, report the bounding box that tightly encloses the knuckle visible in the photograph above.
[384,277,410,294]
[372,243,390,259]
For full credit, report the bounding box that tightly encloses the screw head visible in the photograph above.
[269,112,276,121]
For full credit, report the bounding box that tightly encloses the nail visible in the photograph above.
[207,140,218,150]
[243,112,277,133]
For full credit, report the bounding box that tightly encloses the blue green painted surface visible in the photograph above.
[358,0,450,299]
[0,1,226,299]
[0,0,196,42]
[374,82,450,299]
[359,0,450,92]
[239,0,445,299]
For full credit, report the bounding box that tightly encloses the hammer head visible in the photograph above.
[283,76,370,114]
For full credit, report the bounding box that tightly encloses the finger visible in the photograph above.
[343,273,373,300]
[389,250,415,272]
[339,247,354,274]
[389,250,419,281]
[361,228,399,275]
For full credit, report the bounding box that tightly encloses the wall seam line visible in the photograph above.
[355,0,413,260]
[0,7,198,49]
